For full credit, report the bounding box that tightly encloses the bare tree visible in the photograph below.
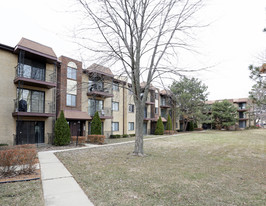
[75,0,204,155]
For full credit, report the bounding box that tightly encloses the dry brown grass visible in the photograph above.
[0,180,44,206]
[56,129,266,206]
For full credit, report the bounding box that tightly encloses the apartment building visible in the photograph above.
[0,38,57,145]
[204,98,253,129]
[0,38,178,145]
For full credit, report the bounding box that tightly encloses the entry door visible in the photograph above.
[69,121,84,136]
[17,121,44,144]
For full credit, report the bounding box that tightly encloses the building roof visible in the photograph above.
[140,82,156,90]
[14,37,57,61]
[62,110,92,120]
[86,63,114,77]
[260,63,266,73]
[160,89,172,96]
[206,98,249,105]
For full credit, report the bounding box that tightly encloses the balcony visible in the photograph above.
[145,97,155,105]
[14,64,56,89]
[237,107,247,112]
[87,84,113,98]
[88,108,112,119]
[12,99,55,117]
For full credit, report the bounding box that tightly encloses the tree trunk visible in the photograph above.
[133,102,144,156]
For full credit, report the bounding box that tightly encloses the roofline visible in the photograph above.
[0,43,14,52]
[14,45,58,62]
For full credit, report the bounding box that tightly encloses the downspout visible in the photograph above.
[123,83,125,135]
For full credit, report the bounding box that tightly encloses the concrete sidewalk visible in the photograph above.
[38,152,94,206]
[38,133,186,206]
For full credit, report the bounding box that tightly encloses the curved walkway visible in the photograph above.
[38,134,187,206]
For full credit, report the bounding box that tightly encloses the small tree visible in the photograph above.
[54,111,71,146]
[91,111,102,135]
[212,100,238,130]
[155,116,164,135]
[166,114,172,131]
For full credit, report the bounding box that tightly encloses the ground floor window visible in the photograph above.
[16,121,44,144]
[112,122,119,131]
[128,122,134,131]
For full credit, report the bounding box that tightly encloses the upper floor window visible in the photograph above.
[67,67,77,80]
[155,93,159,100]
[161,97,166,106]
[18,58,45,81]
[66,94,76,107]
[155,107,158,114]
[129,104,134,112]
[112,101,119,111]
[113,82,119,91]
[17,88,44,113]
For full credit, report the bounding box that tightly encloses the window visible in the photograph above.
[128,122,134,131]
[112,102,119,111]
[113,82,119,91]
[155,107,158,114]
[18,58,45,81]
[155,93,159,100]
[66,94,76,107]
[17,88,44,113]
[67,67,77,80]
[129,104,134,112]
[128,86,133,95]
[88,99,103,115]
[161,97,166,106]
[112,122,119,131]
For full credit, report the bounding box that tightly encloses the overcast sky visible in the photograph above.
[0,0,265,100]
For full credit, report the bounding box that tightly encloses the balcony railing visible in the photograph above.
[12,99,55,117]
[87,84,113,98]
[14,64,56,88]
[88,108,112,119]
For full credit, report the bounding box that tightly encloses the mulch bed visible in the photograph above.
[0,169,41,184]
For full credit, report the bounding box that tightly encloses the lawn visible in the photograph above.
[56,129,266,206]
[0,180,44,206]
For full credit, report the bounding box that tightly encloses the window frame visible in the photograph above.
[66,94,76,107]
[112,101,119,111]
[128,122,134,131]
[67,66,77,80]
[113,82,119,91]
[112,122,119,131]
[128,104,134,113]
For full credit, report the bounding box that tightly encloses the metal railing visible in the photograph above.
[88,83,112,94]
[14,99,55,113]
[88,107,112,117]
[15,64,56,83]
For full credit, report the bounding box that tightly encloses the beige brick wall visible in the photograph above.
[112,83,125,135]
[0,50,17,145]
[127,87,135,135]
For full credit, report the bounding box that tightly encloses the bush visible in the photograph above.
[130,134,135,137]
[87,135,105,144]
[71,136,86,144]
[155,116,164,135]
[187,122,194,131]
[0,144,8,147]
[54,111,71,146]
[166,114,172,130]
[0,145,37,177]
[122,134,129,138]
[91,111,102,135]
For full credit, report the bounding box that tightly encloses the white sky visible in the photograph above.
[0,0,265,100]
